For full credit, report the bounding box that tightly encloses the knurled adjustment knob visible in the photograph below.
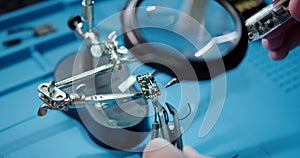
[68,15,82,30]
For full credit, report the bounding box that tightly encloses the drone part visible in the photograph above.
[136,72,161,99]
[246,0,291,41]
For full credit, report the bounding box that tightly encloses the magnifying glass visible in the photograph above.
[121,0,249,80]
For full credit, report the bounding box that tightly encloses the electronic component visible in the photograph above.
[246,0,291,41]
[136,72,161,99]
[136,72,182,150]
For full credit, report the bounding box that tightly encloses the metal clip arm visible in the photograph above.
[84,93,143,103]
[150,100,183,150]
[37,82,143,116]
[166,102,183,150]
[55,63,114,89]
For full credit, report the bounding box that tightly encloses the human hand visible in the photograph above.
[142,138,212,158]
[262,0,300,60]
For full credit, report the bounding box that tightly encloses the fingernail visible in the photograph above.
[261,39,269,49]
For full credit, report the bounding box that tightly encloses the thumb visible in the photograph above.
[143,138,185,158]
[268,23,300,60]
[289,0,300,22]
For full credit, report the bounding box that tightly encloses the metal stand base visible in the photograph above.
[54,52,149,150]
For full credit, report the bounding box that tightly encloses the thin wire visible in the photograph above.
[178,103,191,121]
[168,103,192,122]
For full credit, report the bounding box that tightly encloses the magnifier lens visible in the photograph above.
[123,0,247,80]
[136,0,240,61]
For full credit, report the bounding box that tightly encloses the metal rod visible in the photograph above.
[82,0,94,32]
[55,63,114,89]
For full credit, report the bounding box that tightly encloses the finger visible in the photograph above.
[289,0,300,22]
[268,23,300,60]
[142,138,185,158]
[183,146,212,158]
[269,49,289,60]
[262,36,284,50]
[262,20,294,54]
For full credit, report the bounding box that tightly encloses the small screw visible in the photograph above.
[107,119,117,127]
[41,84,48,90]
[94,103,108,110]
[56,95,63,99]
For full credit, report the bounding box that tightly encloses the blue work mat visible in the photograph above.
[1,0,300,157]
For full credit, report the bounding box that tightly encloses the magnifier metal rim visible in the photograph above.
[121,0,248,80]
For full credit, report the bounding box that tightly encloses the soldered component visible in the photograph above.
[246,0,291,41]
[136,72,161,99]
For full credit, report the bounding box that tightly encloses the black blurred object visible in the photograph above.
[68,15,82,30]
[227,0,267,19]
[0,0,44,15]
[3,38,22,46]
[3,24,56,47]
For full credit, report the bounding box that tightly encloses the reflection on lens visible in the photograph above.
[136,0,241,61]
